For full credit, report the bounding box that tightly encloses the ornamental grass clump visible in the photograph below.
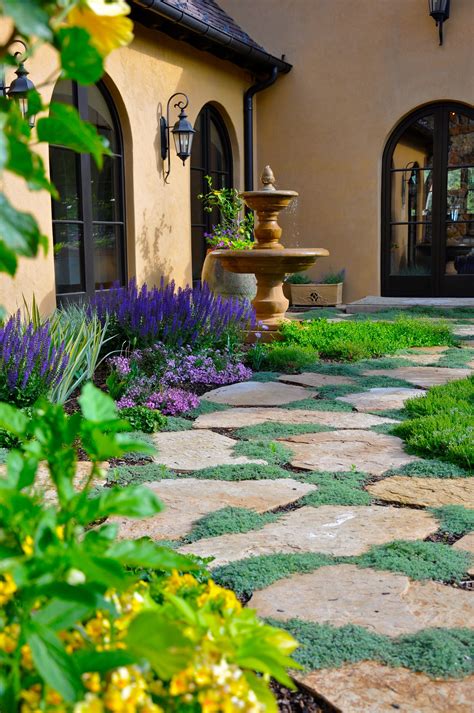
[0,384,299,712]
[0,312,68,407]
[90,278,256,350]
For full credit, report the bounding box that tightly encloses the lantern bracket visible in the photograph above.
[160,92,193,183]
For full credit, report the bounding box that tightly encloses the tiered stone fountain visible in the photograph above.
[214,166,329,332]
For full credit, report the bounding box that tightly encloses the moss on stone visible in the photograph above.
[234,422,332,441]
[357,540,471,582]
[106,462,172,486]
[184,507,280,543]
[213,552,338,598]
[187,463,292,481]
[301,471,372,507]
[430,505,474,536]
[187,400,230,418]
[384,459,470,478]
[162,417,193,431]
[436,347,474,369]
[232,439,293,465]
[248,371,280,382]
[269,619,474,678]
[285,398,353,412]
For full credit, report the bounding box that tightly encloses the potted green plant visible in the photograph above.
[198,176,257,301]
[285,269,345,306]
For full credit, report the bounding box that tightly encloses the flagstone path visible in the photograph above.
[116,329,474,712]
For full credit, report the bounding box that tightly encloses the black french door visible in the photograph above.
[382,103,474,297]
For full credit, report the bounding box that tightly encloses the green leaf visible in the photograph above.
[6,135,56,195]
[1,0,53,41]
[37,103,111,169]
[0,193,48,275]
[5,450,38,489]
[35,591,98,631]
[244,671,278,712]
[0,113,7,171]
[74,649,137,675]
[108,538,198,571]
[79,382,118,423]
[126,610,192,679]
[57,27,104,85]
[80,486,163,521]
[0,403,28,436]
[26,621,83,702]
[75,553,128,590]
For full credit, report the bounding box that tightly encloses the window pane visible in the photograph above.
[51,79,74,106]
[446,168,474,223]
[93,224,123,288]
[390,224,432,277]
[392,116,434,170]
[88,84,119,154]
[53,223,85,293]
[91,155,122,222]
[209,119,227,172]
[50,147,81,220]
[391,168,432,223]
[448,112,474,166]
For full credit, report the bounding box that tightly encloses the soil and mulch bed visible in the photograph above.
[271,680,336,712]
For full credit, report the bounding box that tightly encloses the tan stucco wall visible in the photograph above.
[221,0,474,301]
[0,22,250,315]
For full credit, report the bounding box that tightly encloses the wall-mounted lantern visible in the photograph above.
[0,40,36,127]
[160,92,196,183]
[428,0,450,46]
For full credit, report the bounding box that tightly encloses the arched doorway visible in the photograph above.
[49,79,126,304]
[190,104,233,283]
[382,102,474,297]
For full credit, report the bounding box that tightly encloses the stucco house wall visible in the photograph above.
[0,21,250,315]
[221,0,474,302]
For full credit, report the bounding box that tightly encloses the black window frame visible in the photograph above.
[190,104,233,283]
[50,79,127,305]
[381,101,474,298]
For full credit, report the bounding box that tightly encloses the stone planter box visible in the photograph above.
[201,250,257,302]
[288,282,343,307]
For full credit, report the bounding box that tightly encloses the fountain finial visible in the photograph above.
[261,165,276,191]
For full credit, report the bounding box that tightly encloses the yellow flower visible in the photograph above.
[67,0,134,57]
[46,690,63,706]
[55,525,65,540]
[21,643,34,670]
[74,693,104,713]
[83,672,102,694]
[0,623,20,653]
[22,536,34,557]
[0,573,17,607]
[163,570,198,595]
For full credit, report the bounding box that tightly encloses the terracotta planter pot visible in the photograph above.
[290,282,343,307]
[201,250,257,302]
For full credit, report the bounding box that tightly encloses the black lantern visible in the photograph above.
[160,93,196,182]
[428,0,450,46]
[0,42,36,127]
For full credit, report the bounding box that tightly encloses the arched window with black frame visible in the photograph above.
[49,79,126,304]
[382,102,474,297]
[190,104,233,283]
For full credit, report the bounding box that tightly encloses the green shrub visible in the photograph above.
[285,272,313,284]
[404,375,474,418]
[320,268,345,284]
[279,317,455,361]
[394,412,474,469]
[247,343,318,373]
[119,405,167,433]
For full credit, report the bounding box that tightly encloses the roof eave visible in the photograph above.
[131,0,292,76]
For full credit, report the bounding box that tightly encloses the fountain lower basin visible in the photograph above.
[216,248,329,329]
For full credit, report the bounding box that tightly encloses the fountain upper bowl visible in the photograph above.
[213,247,329,275]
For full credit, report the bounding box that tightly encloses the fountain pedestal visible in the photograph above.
[214,166,329,331]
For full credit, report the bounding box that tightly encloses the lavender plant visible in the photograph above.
[90,278,256,350]
[0,312,68,407]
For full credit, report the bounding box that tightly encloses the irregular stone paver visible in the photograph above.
[362,367,471,388]
[279,430,417,475]
[114,478,315,540]
[179,505,437,565]
[278,373,355,387]
[250,564,474,636]
[453,532,474,575]
[453,325,474,337]
[337,387,425,412]
[151,430,266,471]
[367,476,474,508]
[392,353,443,365]
[408,346,450,354]
[193,408,397,430]
[0,461,107,504]
[201,380,312,406]
[297,663,474,713]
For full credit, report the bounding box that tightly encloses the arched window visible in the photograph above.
[49,80,126,303]
[382,102,474,297]
[190,105,233,282]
